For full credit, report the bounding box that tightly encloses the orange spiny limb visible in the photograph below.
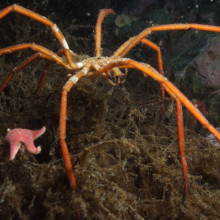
[0,53,41,93]
[94,59,220,201]
[113,24,220,58]
[35,49,77,94]
[35,60,52,95]
[176,99,188,204]
[141,38,165,114]
[0,48,76,94]
[94,59,220,142]
[141,39,164,76]
[100,59,220,142]
[95,9,115,57]
[59,67,89,189]
[0,44,72,69]
[0,4,78,69]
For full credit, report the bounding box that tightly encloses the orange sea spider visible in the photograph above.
[0,4,220,203]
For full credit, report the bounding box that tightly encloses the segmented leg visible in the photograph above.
[113,24,220,58]
[141,38,164,98]
[128,38,188,199]
[0,44,71,69]
[93,58,220,199]
[0,4,78,69]
[59,66,90,189]
[0,53,41,93]
[97,59,220,141]
[176,99,187,204]
[95,9,115,57]
[36,49,77,94]
[141,38,165,115]
[0,49,77,94]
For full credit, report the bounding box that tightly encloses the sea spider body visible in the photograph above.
[0,4,220,203]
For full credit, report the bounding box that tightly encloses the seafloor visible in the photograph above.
[0,0,219,219]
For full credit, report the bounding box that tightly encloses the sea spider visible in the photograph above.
[0,4,220,203]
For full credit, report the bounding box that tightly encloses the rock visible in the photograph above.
[192,36,220,87]
[115,13,139,36]
[175,36,220,88]
[206,127,220,147]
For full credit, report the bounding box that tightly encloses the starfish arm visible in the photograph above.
[4,129,22,160]
[9,142,21,160]
[22,137,42,154]
[31,126,46,139]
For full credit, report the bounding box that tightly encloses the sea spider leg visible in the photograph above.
[0,4,78,69]
[0,44,71,69]
[111,36,165,100]
[0,49,76,94]
[97,59,220,141]
[113,24,220,58]
[176,99,187,203]
[59,65,91,189]
[141,39,164,97]
[112,24,220,102]
[0,53,41,93]
[141,38,165,115]
[162,80,187,202]
[93,58,220,200]
[95,9,115,57]
[36,49,77,94]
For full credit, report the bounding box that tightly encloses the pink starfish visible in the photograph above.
[4,127,46,160]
